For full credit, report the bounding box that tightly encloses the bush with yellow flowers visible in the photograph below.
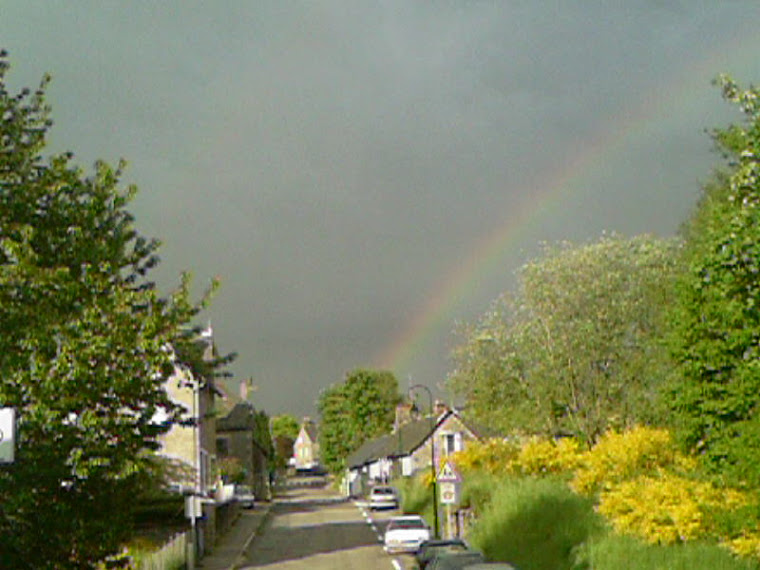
[726,529,760,560]
[449,437,519,475]
[571,426,694,495]
[511,436,583,476]
[597,472,747,545]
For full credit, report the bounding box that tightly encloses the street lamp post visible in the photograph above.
[408,384,439,539]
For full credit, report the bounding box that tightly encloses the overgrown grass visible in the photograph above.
[578,534,760,570]
[467,476,602,570]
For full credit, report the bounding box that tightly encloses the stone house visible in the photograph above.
[158,327,220,496]
[156,326,229,556]
[216,401,272,500]
[345,403,487,498]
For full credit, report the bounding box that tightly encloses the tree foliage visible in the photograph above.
[449,234,678,445]
[0,53,219,568]
[271,413,300,440]
[317,368,400,473]
[667,77,760,486]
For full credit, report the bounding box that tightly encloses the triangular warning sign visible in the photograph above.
[437,460,460,482]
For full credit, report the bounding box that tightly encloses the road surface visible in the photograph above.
[239,477,416,569]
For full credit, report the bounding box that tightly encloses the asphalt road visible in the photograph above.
[239,477,416,569]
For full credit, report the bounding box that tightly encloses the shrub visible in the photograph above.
[468,477,602,570]
[512,436,583,476]
[578,533,759,570]
[571,426,693,495]
[598,473,747,545]
[460,471,505,513]
[396,473,434,516]
[449,438,519,475]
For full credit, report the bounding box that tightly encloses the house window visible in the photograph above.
[443,433,463,455]
[444,434,456,455]
[217,437,229,456]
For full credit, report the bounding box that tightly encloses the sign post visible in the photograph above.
[436,459,462,538]
[0,408,15,464]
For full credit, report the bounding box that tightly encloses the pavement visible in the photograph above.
[198,502,273,570]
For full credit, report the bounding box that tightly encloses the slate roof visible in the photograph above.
[345,409,497,470]
[217,402,257,432]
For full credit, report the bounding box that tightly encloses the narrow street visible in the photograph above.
[239,477,416,569]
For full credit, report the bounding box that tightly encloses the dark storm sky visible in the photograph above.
[2,1,759,417]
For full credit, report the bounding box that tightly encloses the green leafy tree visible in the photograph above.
[317,369,400,473]
[667,77,760,486]
[270,414,299,470]
[0,53,220,568]
[450,235,678,445]
[271,414,300,440]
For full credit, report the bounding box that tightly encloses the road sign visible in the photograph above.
[439,481,459,505]
[0,408,15,464]
[437,460,461,483]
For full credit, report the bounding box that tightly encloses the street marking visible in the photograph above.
[391,559,402,570]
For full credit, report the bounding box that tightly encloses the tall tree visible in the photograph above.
[0,53,220,568]
[450,235,678,445]
[317,369,400,473]
[667,77,760,486]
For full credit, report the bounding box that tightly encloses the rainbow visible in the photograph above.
[374,30,760,376]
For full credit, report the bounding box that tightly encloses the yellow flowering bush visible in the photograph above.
[571,426,694,495]
[449,437,518,475]
[598,473,747,545]
[726,530,760,559]
[511,436,583,476]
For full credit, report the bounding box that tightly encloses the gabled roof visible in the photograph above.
[345,409,495,470]
[217,402,257,431]
[300,421,318,443]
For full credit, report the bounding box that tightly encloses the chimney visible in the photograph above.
[394,402,414,432]
[434,400,449,418]
[239,379,248,401]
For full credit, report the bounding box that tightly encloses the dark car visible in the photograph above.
[416,538,470,569]
[426,550,486,570]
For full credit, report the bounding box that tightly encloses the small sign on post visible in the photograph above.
[0,408,16,464]
[436,460,462,538]
[436,460,461,483]
[439,481,458,505]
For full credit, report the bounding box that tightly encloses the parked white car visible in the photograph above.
[233,484,255,508]
[383,515,432,554]
[369,485,399,510]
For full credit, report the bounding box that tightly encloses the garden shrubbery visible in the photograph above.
[396,473,434,516]
[449,427,760,567]
[467,476,601,570]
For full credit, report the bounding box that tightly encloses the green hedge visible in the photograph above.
[467,476,601,570]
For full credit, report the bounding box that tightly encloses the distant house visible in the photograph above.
[345,403,488,498]
[216,401,272,500]
[293,418,320,471]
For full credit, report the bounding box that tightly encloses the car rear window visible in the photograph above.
[372,487,395,495]
[390,518,426,529]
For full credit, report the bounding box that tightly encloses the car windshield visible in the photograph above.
[373,488,394,495]
[389,518,426,530]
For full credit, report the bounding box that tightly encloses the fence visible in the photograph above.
[135,530,195,570]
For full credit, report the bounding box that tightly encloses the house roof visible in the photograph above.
[345,409,495,470]
[217,402,257,431]
[301,421,318,443]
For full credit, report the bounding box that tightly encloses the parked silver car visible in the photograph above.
[369,485,399,510]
